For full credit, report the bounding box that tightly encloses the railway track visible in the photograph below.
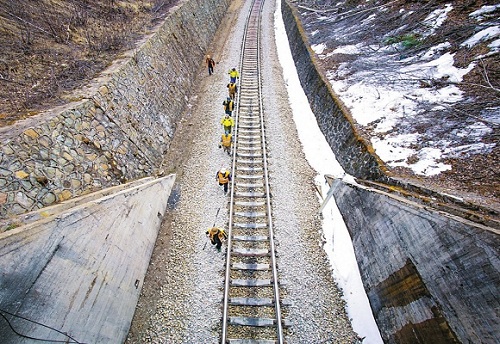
[221,0,286,343]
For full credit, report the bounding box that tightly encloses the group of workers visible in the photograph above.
[204,55,241,252]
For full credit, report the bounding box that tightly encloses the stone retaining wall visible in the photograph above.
[0,0,229,222]
[281,1,387,181]
[332,179,499,343]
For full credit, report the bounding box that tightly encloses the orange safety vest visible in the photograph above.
[228,83,237,94]
[217,170,230,184]
[221,134,232,147]
[207,227,227,241]
[224,100,234,111]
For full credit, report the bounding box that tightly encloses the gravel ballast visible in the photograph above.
[126,0,361,342]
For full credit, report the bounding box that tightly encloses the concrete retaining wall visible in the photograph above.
[0,174,176,343]
[331,179,499,343]
[0,0,229,221]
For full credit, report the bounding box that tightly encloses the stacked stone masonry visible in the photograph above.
[0,0,229,224]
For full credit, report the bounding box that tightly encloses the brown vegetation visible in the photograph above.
[295,0,499,210]
[0,0,177,126]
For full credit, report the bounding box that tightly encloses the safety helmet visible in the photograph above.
[232,68,236,71]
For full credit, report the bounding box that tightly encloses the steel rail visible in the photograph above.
[221,0,253,342]
[221,0,284,342]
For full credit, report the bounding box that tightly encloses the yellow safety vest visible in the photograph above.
[222,117,234,127]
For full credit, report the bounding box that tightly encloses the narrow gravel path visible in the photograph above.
[126,0,360,342]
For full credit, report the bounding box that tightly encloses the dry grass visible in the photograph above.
[0,0,177,125]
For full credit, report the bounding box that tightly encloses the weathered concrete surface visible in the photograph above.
[331,178,499,343]
[0,175,175,343]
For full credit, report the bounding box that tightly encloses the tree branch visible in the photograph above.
[2,11,52,36]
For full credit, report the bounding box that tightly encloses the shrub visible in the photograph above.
[384,33,421,49]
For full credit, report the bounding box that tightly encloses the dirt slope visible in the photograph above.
[0,0,176,125]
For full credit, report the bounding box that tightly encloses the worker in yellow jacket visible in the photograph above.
[221,114,234,135]
[206,227,228,251]
[228,67,239,83]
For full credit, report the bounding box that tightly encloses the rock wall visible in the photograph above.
[0,0,229,222]
[280,1,387,182]
[332,179,499,343]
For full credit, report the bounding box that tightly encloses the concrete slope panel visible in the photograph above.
[0,174,175,344]
[331,179,500,343]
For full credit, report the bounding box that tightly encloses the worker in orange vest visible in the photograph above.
[220,133,233,155]
[227,82,238,100]
[223,97,234,116]
[216,168,231,194]
[206,227,227,251]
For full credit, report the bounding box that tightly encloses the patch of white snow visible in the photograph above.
[470,4,500,20]
[333,44,363,54]
[420,4,453,37]
[461,26,500,48]
[312,43,327,54]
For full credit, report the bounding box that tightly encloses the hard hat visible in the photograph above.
[232,68,236,71]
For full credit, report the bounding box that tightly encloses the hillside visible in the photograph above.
[291,0,499,210]
[0,0,176,125]
[0,0,498,211]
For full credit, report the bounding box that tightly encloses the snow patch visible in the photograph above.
[333,44,363,54]
[312,43,327,54]
[461,26,500,48]
[421,4,453,37]
[470,4,500,20]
